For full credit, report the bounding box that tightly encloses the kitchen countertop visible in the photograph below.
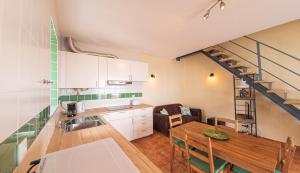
[60,104,153,121]
[15,104,162,173]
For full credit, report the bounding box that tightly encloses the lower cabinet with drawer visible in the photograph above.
[102,107,154,141]
[132,107,153,139]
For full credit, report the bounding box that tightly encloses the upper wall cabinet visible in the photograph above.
[130,61,149,81]
[98,57,107,88]
[59,51,100,88]
[59,51,149,88]
[107,59,149,81]
[107,59,131,81]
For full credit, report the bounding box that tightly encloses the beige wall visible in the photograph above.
[256,93,300,145]
[220,19,300,98]
[218,19,300,145]
[74,19,300,145]
[181,55,234,122]
[140,55,184,106]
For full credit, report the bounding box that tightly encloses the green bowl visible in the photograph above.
[203,129,230,141]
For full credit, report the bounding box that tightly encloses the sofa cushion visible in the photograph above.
[160,108,169,115]
[180,106,192,116]
[153,104,182,115]
[153,104,202,136]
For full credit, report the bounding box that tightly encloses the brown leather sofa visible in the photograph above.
[153,104,202,136]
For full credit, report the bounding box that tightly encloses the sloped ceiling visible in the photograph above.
[56,0,300,58]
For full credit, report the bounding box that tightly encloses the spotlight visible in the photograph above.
[220,0,226,10]
[203,11,210,20]
[202,0,226,20]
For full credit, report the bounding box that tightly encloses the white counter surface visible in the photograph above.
[37,138,140,173]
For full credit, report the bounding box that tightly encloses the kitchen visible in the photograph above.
[1,0,300,173]
[13,39,159,172]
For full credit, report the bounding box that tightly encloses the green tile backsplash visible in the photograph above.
[0,106,50,173]
[50,19,58,114]
[59,92,143,102]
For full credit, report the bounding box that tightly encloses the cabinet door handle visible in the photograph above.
[96,81,98,88]
[40,79,53,85]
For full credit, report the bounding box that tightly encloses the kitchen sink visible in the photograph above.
[60,115,106,132]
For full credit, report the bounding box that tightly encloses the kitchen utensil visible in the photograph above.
[76,101,85,113]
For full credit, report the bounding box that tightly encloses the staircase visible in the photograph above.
[176,36,300,121]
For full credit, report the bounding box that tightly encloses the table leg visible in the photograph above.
[170,144,175,173]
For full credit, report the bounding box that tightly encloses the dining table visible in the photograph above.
[170,121,281,173]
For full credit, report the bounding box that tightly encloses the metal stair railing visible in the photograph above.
[221,36,300,94]
[175,35,300,120]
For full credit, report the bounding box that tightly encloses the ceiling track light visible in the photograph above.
[203,0,226,20]
[220,0,226,10]
[203,10,210,20]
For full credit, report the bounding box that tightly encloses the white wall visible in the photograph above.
[0,0,60,143]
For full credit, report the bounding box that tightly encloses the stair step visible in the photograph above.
[284,99,300,105]
[240,72,257,76]
[254,80,273,84]
[210,52,226,57]
[267,89,287,94]
[219,57,236,62]
[203,47,218,52]
[229,64,248,69]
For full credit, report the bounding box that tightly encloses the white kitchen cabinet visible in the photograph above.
[98,57,107,88]
[58,51,67,88]
[110,118,134,141]
[59,51,149,88]
[102,107,153,141]
[107,59,131,81]
[59,52,107,88]
[130,61,149,81]
[60,51,99,88]
[0,0,52,143]
[103,110,133,141]
[132,107,153,139]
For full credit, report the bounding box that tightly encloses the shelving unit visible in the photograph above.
[233,75,257,136]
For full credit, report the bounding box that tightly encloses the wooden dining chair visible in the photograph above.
[278,137,296,173]
[169,114,185,172]
[215,117,238,132]
[184,130,228,173]
[232,136,296,173]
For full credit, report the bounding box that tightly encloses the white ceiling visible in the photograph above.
[56,0,300,58]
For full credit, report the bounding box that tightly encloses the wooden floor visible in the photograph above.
[132,131,300,173]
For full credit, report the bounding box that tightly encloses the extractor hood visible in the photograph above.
[107,80,132,85]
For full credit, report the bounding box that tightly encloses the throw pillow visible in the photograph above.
[180,106,192,116]
[160,108,169,115]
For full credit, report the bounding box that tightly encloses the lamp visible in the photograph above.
[203,11,210,20]
[203,0,226,20]
[220,0,226,10]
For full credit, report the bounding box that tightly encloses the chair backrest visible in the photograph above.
[215,117,238,132]
[184,130,215,173]
[279,137,296,173]
[169,114,183,129]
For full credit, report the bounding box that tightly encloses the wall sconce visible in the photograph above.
[209,73,215,78]
[150,74,156,82]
